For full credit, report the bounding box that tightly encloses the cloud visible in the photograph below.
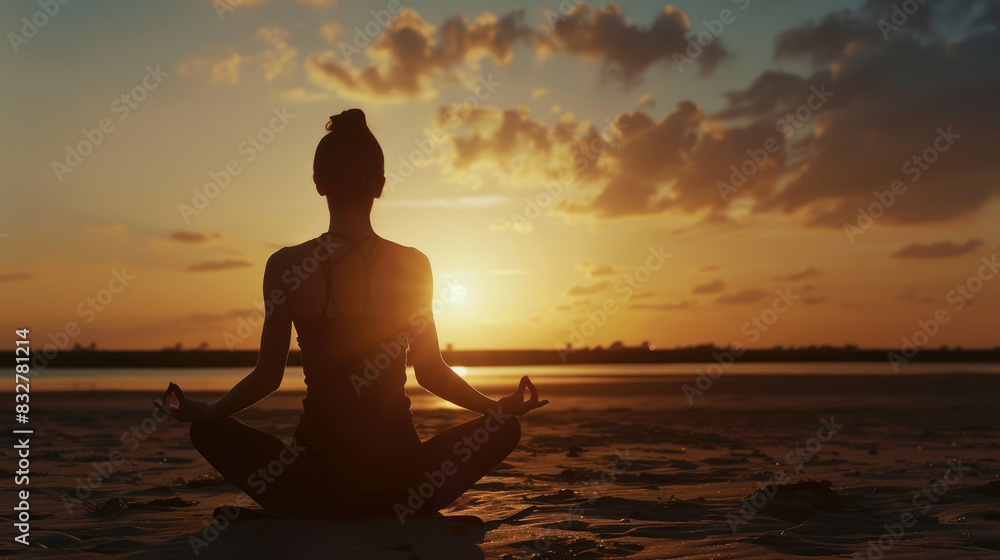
[891,239,984,259]
[433,104,614,190]
[179,47,242,85]
[773,11,879,67]
[380,195,510,208]
[717,289,767,304]
[319,21,340,43]
[429,2,999,226]
[538,4,728,86]
[206,0,266,11]
[255,25,298,81]
[179,25,297,86]
[803,297,826,305]
[306,9,532,101]
[713,70,816,120]
[296,0,337,6]
[532,88,549,99]
[437,100,786,218]
[201,4,715,101]
[0,273,32,282]
[435,101,730,217]
[588,264,616,276]
[186,259,253,272]
[280,87,331,103]
[637,94,654,107]
[631,300,691,310]
[774,266,821,282]
[691,279,724,295]
[897,293,935,304]
[861,0,936,37]
[568,282,609,295]
[763,5,1000,227]
[699,265,720,272]
[168,231,219,244]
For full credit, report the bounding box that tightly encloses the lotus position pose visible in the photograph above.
[158,109,547,517]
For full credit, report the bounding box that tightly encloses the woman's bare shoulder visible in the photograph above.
[265,240,311,266]
[377,238,430,270]
[262,238,338,277]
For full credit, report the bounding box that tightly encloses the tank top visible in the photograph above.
[291,233,421,491]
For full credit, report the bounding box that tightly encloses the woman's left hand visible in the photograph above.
[496,375,549,416]
[155,382,214,423]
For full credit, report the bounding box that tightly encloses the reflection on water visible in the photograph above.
[29,362,1000,393]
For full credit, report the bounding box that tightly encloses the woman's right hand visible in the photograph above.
[496,375,549,416]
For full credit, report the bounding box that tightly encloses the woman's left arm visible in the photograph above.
[158,252,291,422]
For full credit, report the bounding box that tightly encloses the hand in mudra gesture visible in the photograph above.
[155,382,214,423]
[496,375,548,416]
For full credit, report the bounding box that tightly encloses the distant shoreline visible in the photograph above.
[6,347,999,368]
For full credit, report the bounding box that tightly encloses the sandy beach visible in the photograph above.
[2,372,999,559]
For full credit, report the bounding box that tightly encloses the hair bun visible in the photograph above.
[327,108,368,133]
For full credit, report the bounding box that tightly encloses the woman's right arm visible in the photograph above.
[158,251,291,422]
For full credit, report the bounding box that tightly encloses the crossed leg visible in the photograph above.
[413,413,521,513]
[189,418,327,514]
[190,413,521,516]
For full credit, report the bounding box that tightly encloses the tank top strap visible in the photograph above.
[361,238,382,314]
[314,233,382,317]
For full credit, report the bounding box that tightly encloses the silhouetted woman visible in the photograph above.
[158,109,547,517]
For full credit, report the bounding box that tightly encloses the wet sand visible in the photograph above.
[2,373,1000,559]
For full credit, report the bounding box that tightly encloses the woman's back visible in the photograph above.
[278,233,426,320]
[277,233,428,489]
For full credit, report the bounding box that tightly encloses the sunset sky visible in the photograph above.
[1,0,998,352]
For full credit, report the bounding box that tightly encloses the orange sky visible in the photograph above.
[1,0,998,352]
